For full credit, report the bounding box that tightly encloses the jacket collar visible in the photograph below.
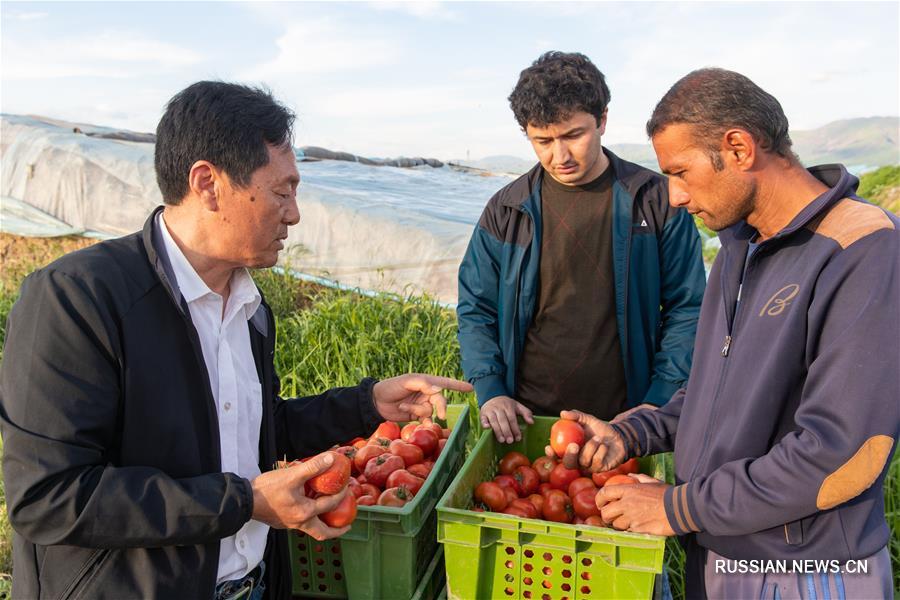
[718,163,859,250]
[498,148,655,209]
[141,206,270,337]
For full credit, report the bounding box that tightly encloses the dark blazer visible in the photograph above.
[0,207,383,599]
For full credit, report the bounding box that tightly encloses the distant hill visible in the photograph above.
[465,117,899,175]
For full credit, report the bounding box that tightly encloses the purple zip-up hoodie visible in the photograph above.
[614,164,899,560]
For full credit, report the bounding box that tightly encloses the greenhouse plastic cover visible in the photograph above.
[1,114,516,304]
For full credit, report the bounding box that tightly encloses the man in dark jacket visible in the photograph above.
[457,51,706,443]
[0,81,471,599]
[569,68,898,598]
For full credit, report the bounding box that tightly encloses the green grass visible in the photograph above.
[1,236,899,599]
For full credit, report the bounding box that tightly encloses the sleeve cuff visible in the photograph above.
[358,377,384,435]
[612,420,645,457]
[643,378,682,407]
[664,483,703,535]
[473,374,508,407]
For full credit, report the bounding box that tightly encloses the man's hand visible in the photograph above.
[251,452,352,541]
[480,395,534,444]
[595,474,676,536]
[544,409,628,472]
[373,374,473,422]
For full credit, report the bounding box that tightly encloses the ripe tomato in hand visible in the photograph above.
[604,474,637,486]
[364,453,405,488]
[499,451,530,475]
[549,463,581,492]
[418,419,444,439]
[531,456,557,483]
[572,489,602,519]
[475,481,509,512]
[321,494,357,528]
[374,421,401,441]
[389,440,425,467]
[386,469,425,495]
[309,452,351,495]
[549,420,585,458]
[377,486,414,507]
[568,477,597,499]
[617,458,640,475]
[353,445,387,473]
[513,466,540,496]
[408,428,439,457]
[542,490,574,523]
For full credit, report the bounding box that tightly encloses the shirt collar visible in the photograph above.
[156,212,261,320]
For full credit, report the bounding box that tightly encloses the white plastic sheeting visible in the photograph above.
[1,115,513,304]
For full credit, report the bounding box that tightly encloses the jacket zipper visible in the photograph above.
[57,549,108,600]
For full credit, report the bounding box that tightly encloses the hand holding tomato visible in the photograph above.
[251,452,353,540]
[595,476,675,536]
[373,374,472,422]
[545,410,628,473]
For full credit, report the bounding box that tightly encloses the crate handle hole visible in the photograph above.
[319,584,328,592]
[317,571,325,579]
[581,557,592,567]
[542,566,552,576]
[523,592,532,599]
[581,586,592,594]
[562,569,572,578]
[505,574,514,583]
[315,558,324,566]
[298,543,306,550]
[333,560,341,567]
[542,552,553,561]
[505,560,515,569]
[542,580,552,589]
[300,570,309,578]
[302,583,309,590]
[562,583,571,592]
[300,557,308,565]
[542,594,551,600]
[524,549,534,558]
[524,564,533,572]
[335,574,342,581]
[581,572,591,580]
[314,544,324,552]
[505,546,516,555]
[504,587,515,596]
[523,577,533,586]
[562,555,572,564]
[331,545,340,553]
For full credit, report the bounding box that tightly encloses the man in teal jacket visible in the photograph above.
[457,51,706,443]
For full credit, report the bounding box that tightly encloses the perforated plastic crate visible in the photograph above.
[437,417,666,600]
[290,403,469,599]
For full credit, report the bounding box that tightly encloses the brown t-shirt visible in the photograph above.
[515,164,627,420]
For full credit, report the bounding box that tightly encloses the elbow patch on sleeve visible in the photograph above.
[816,435,894,510]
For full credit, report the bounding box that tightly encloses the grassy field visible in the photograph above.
[1,165,899,600]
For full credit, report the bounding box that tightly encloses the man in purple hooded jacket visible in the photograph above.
[559,69,899,598]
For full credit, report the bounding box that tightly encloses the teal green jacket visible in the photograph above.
[457,150,706,409]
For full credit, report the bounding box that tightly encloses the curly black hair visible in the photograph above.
[508,51,610,130]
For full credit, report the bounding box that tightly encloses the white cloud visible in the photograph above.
[246,18,400,78]
[5,10,48,21]
[311,85,479,118]
[2,31,203,79]
[368,1,459,21]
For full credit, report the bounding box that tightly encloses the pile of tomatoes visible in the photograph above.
[284,418,453,529]
[470,420,639,526]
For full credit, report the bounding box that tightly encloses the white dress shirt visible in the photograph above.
[158,213,269,583]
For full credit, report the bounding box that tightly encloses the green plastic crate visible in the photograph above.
[436,416,666,600]
[290,403,469,599]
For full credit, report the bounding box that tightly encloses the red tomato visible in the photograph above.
[353,445,387,473]
[364,453,405,488]
[417,419,444,439]
[572,489,602,519]
[357,495,376,506]
[591,468,619,487]
[549,420,585,458]
[584,515,605,527]
[502,485,519,505]
[604,474,637,486]
[408,428,439,457]
[474,481,509,512]
[357,483,380,499]
[542,490,574,523]
[407,463,432,479]
[400,422,420,441]
[573,517,585,525]
[441,428,451,439]
[494,474,523,496]
[335,446,359,474]
[567,477,597,499]
[308,452,351,495]
[527,493,544,515]
[434,438,447,457]
[503,498,539,519]
[389,439,425,467]
[385,469,425,495]
[352,439,368,450]
[513,466,540,496]
[549,463,581,492]
[356,474,368,485]
[617,458,640,475]
[499,451,531,475]
[531,456,557,483]
[377,486,414,507]
[538,483,554,497]
[374,421,401,441]
[321,494,357,528]
[367,436,392,448]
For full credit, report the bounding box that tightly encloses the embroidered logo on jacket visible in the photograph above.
[759,284,800,317]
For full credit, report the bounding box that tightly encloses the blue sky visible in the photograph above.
[2,1,898,160]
